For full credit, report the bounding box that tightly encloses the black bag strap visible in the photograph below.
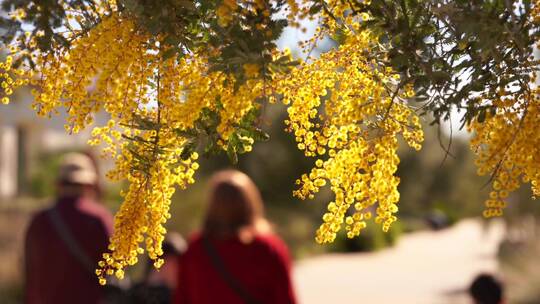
[47,207,127,304]
[202,236,262,304]
[47,207,96,274]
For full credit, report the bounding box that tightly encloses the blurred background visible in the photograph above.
[1,23,540,304]
[2,92,540,303]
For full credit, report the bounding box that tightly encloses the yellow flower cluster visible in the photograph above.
[276,8,423,243]
[31,15,148,132]
[1,1,270,282]
[469,90,540,217]
[0,55,28,104]
[74,16,264,281]
[469,2,540,217]
[95,135,199,284]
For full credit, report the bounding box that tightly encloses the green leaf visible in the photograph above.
[180,140,197,160]
[309,4,323,15]
[161,48,178,60]
[227,144,238,164]
[477,109,486,123]
[251,128,270,142]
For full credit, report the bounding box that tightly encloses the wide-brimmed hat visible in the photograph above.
[58,153,98,185]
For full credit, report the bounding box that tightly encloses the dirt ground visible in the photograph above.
[293,219,505,304]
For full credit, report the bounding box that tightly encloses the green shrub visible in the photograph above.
[330,220,403,253]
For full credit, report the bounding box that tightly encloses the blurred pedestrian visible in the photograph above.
[469,273,505,304]
[175,170,297,304]
[24,152,115,304]
[127,232,187,304]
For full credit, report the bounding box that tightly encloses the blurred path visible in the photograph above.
[293,219,505,304]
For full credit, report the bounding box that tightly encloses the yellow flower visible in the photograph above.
[243,63,260,78]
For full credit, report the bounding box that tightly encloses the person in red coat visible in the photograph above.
[175,170,297,304]
[24,153,114,304]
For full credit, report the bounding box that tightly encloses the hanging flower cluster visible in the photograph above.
[1,1,269,284]
[468,2,540,217]
[276,1,423,243]
[2,0,539,285]
[469,89,540,218]
[0,55,27,104]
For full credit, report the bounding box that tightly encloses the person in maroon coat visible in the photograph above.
[24,153,114,304]
[175,170,297,304]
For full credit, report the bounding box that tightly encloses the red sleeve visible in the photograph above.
[267,236,297,304]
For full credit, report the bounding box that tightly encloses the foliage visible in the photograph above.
[1,0,540,284]
[28,151,64,198]
[341,0,539,125]
[331,219,403,253]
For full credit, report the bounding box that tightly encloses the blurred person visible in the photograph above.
[469,273,505,304]
[175,170,297,304]
[127,232,187,304]
[24,152,115,304]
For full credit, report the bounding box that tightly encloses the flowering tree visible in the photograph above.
[1,0,539,283]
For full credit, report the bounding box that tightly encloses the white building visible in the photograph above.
[0,88,109,201]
